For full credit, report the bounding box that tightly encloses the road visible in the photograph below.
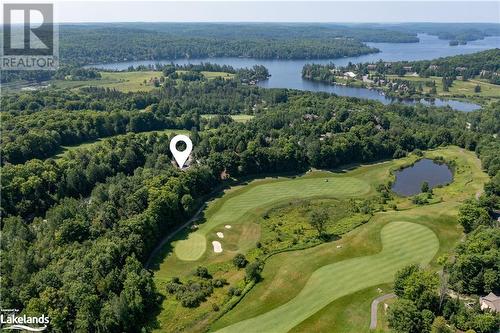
[370,293,396,330]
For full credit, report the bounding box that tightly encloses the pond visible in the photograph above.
[392,159,453,196]
[88,34,500,112]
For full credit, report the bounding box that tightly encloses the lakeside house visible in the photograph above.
[479,293,500,313]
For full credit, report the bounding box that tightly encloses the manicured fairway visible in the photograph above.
[174,176,371,260]
[214,222,439,333]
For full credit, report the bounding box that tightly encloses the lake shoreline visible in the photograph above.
[87,34,500,111]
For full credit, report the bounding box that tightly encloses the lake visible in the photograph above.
[89,34,500,112]
[392,159,453,196]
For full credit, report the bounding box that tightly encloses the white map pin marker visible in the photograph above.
[170,134,193,169]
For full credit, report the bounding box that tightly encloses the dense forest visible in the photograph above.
[0,74,275,164]
[57,25,382,66]
[380,22,500,43]
[1,68,500,331]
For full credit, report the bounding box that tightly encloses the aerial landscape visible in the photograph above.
[1,1,499,333]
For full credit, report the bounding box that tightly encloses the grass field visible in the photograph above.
[200,71,235,80]
[173,176,371,261]
[213,222,438,333]
[386,74,500,99]
[210,147,485,332]
[201,114,255,123]
[151,146,487,333]
[289,283,392,333]
[48,70,235,93]
[51,71,163,92]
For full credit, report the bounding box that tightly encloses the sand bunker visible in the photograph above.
[225,225,232,229]
[216,232,224,238]
[212,241,223,253]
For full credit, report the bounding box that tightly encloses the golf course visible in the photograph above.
[152,146,488,333]
[174,176,371,261]
[214,222,438,333]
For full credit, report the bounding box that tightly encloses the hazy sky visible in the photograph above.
[2,1,500,23]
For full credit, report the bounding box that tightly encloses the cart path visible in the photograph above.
[370,293,396,330]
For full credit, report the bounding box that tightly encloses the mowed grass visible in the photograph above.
[211,147,485,333]
[51,71,163,92]
[288,283,392,333]
[200,71,235,80]
[51,70,234,92]
[386,74,500,99]
[212,203,460,333]
[173,176,371,261]
[213,222,438,333]
[151,146,485,332]
[201,114,255,123]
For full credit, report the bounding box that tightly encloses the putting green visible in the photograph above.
[174,176,370,261]
[214,222,439,333]
[174,233,207,261]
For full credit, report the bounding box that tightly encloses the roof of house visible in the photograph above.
[480,292,500,312]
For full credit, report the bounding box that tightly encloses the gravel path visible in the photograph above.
[370,293,395,330]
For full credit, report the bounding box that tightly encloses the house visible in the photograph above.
[343,71,356,78]
[480,70,491,77]
[367,64,377,70]
[455,66,467,72]
[429,65,439,70]
[480,292,500,312]
[403,66,413,71]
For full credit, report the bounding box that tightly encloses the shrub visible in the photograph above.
[245,260,263,282]
[228,286,242,297]
[213,278,227,288]
[233,254,248,268]
[195,266,210,279]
